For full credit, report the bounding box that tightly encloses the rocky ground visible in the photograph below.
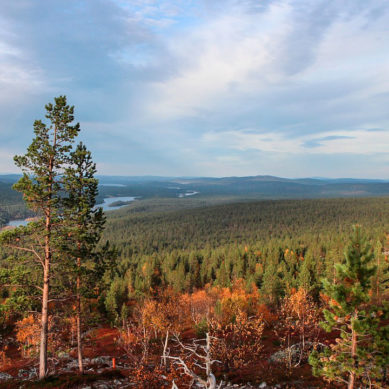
[0,354,329,389]
[0,327,334,388]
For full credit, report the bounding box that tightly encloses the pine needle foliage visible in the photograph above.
[309,225,389,389]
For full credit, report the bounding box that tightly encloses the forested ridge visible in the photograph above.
[102,195,389,306]
[105,197,389,253]
[0,182,33,227]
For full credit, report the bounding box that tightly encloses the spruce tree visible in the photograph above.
[0,96,79,378]
[309,226,380,389]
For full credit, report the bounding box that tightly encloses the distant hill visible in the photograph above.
[1,174,389,203]
[163,175,389,199]
[0,174,21,183]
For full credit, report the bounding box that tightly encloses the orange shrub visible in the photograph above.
[15,314,63,358]
[15,315,40,358]
[210,310,265,370]
[257,303,278,326]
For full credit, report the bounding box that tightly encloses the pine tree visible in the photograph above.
[62,143,105,373]
[309,226,379,389]
[0,96,79,378]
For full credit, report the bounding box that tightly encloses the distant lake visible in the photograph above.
[178,191,199,198]
[99,184,126,187]
[5,196,136,227]
[96,196,136,211]
[7,219,30,227]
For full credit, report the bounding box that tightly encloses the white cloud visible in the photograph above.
[142,2,290,119]
[0,0,388,177]
[201,128,389,155]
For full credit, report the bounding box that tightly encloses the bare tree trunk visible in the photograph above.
[76,255,84,374]
[171,381,179,389]
[205,333,216,389]
[167,333,219,389]
[205,332,211,378]
[162,330,169,366]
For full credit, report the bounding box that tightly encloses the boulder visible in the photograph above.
[17,368,37,380]
[0,372,12,381]
[91,356,111,365]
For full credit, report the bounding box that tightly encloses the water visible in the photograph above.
[99,184,126,187]
[178,191,199,198]
[7,219,30,227]
[6,196,136,227]
[95,196,136,211]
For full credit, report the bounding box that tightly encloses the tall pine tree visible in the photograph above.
[0,96,79,378]
[62,143,105,373]
[309,226,381,389]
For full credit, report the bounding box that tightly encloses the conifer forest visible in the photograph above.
[0,97,388,389]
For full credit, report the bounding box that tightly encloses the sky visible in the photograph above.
[0,0,388,178]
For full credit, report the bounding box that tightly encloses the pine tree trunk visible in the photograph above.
[39,152,54,380]
[39,266,49,378]
[77,256,84,374]
[348,324,357,389]
[39,223,51,379]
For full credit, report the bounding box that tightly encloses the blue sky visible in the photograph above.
[0,0,388,178]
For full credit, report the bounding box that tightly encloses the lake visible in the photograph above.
[95,196,136,211]
[7,219,30,227]
[6,196,136,227]
[178,191,199,198]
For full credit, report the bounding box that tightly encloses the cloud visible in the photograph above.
[0,0,388,177]
[303,135,355,148]
[201,128,389,155]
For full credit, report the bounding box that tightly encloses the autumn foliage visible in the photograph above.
[210,310,264,371]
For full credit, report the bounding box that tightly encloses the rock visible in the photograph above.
[95,383,110,389]
[66,359,79,369]
[17,368,37,380]
[91,356,111,365]
[269,342,327,365]
[269,347,299,364]
[60,368,73,373]
[0,372,12,380]
[18,369,29,379]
